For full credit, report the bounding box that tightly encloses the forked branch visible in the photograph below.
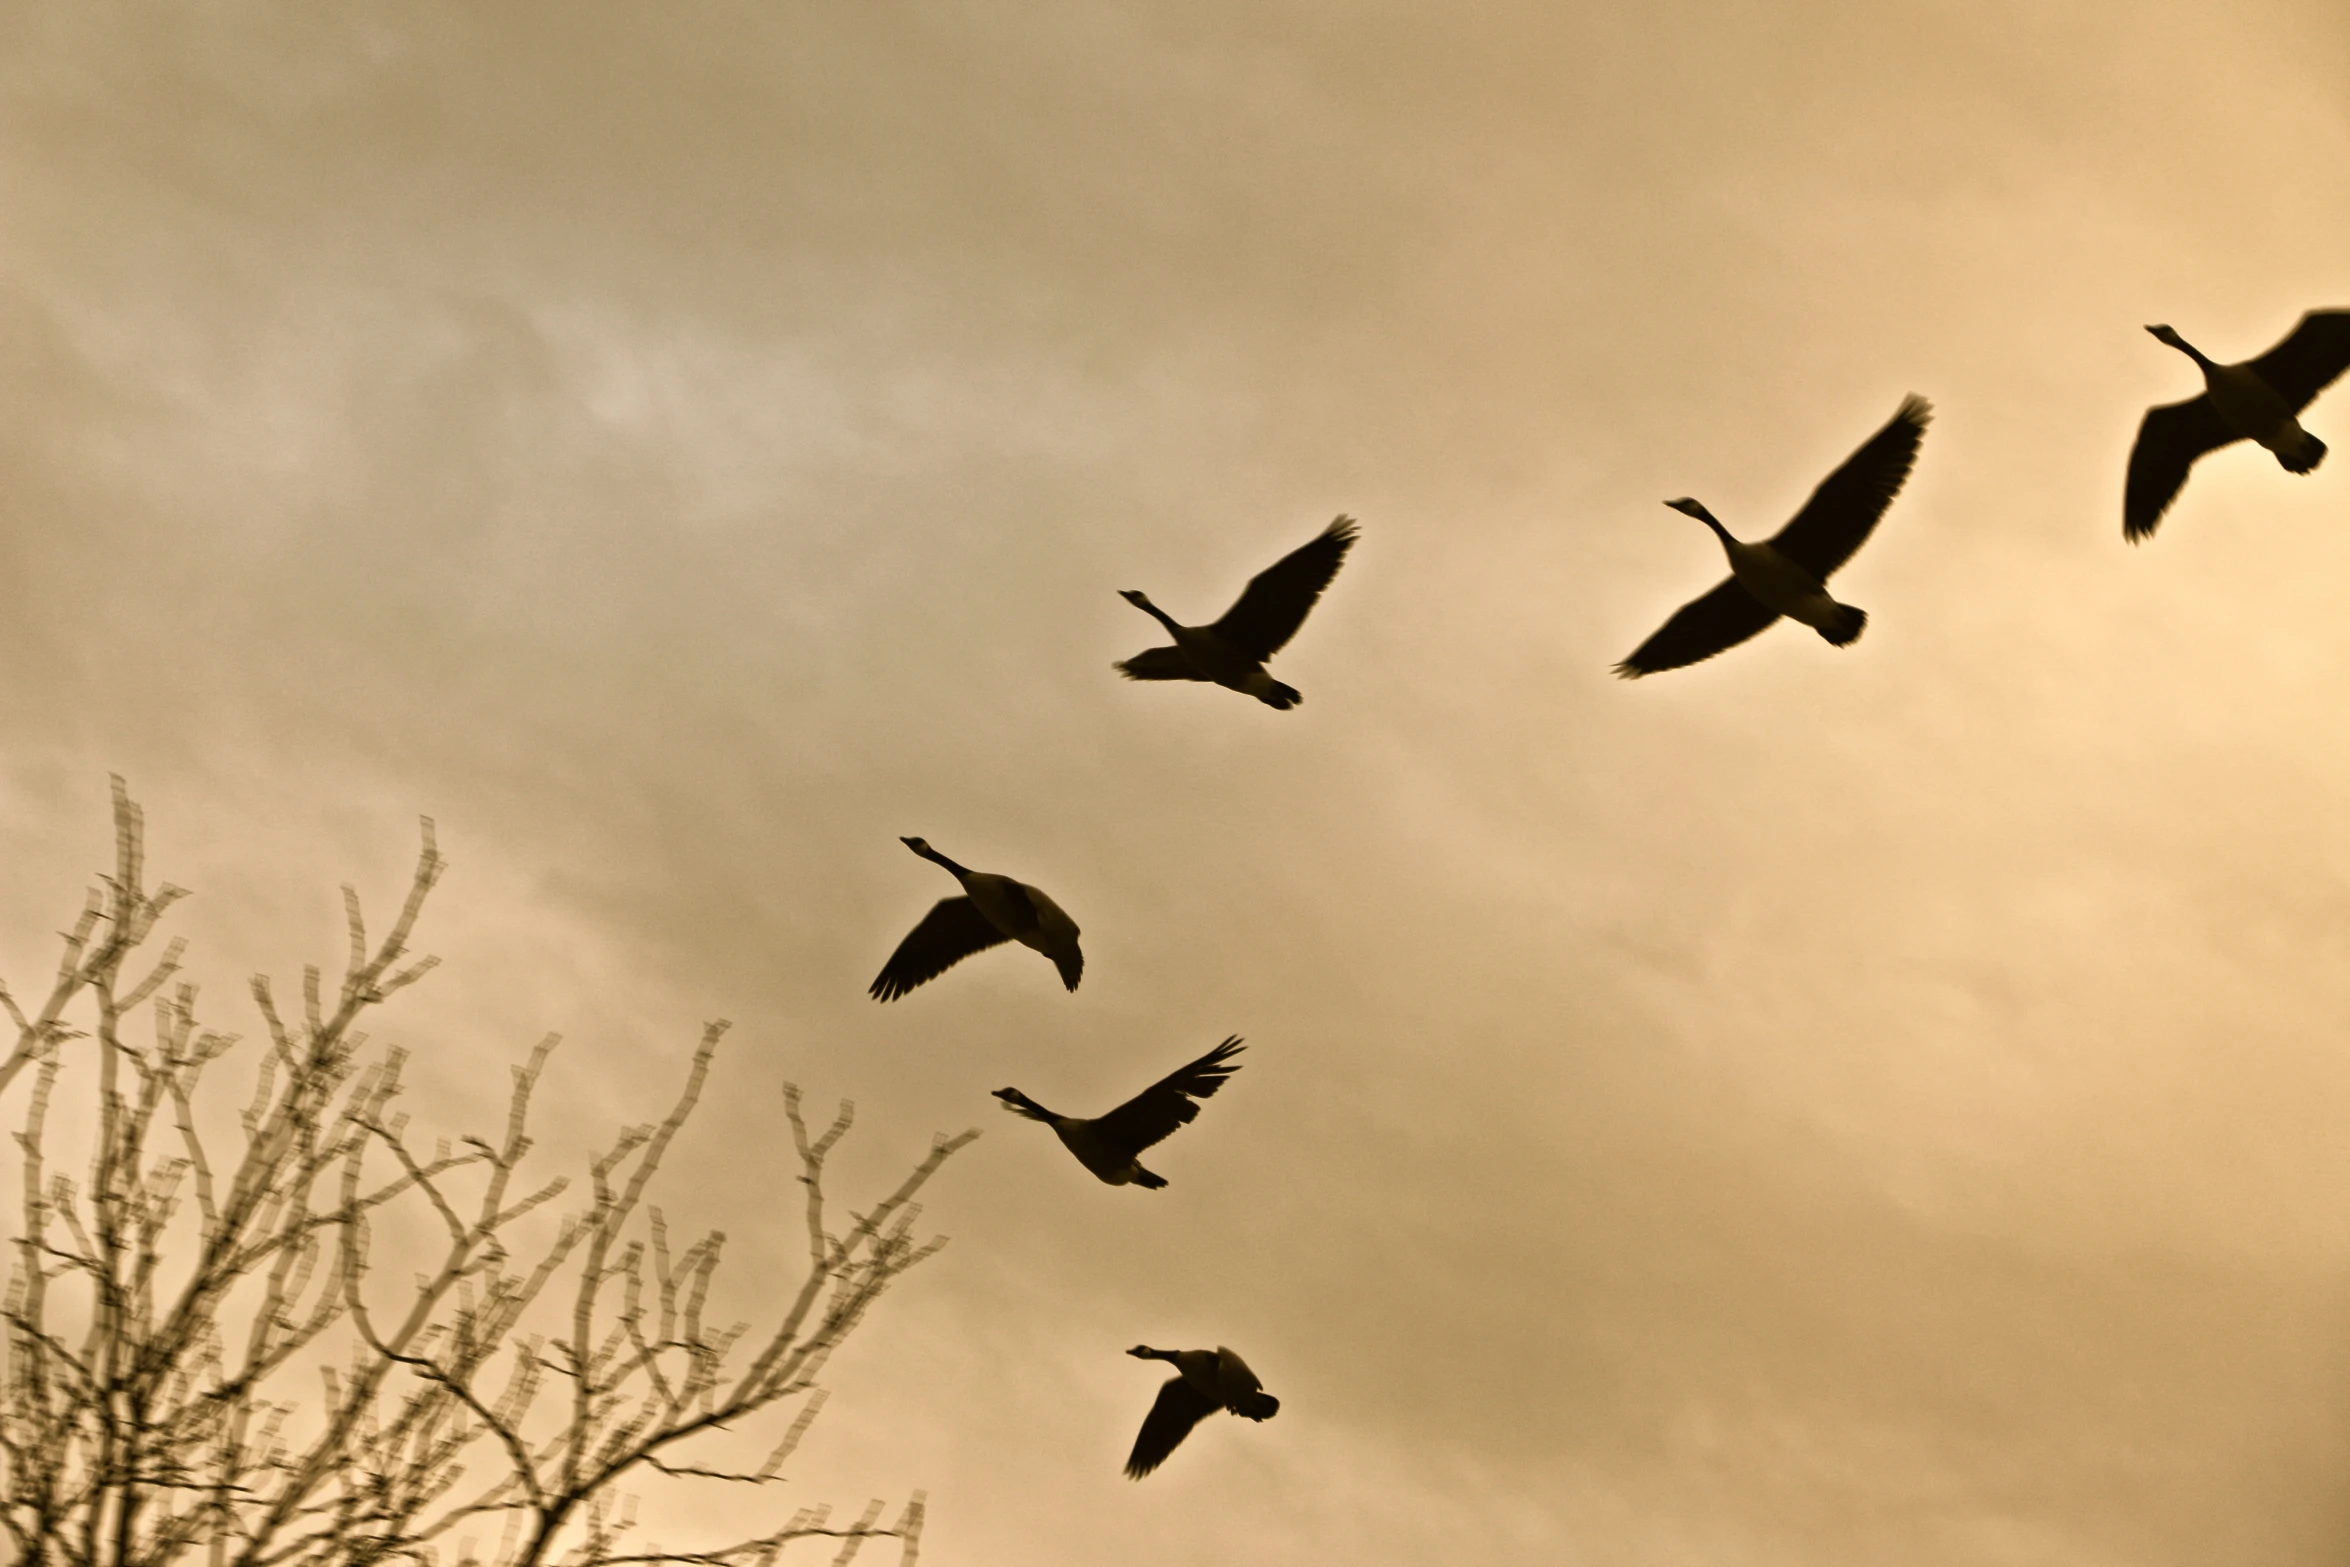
[0,785,970,1567]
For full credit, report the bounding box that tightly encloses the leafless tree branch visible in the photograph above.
[0,786,970,1567]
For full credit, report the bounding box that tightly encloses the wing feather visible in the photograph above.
[1125,1376,1216,1479]
[1614,578,1780,678]
[868,898,1009,1002]
[2123,396,2238,542]
[2247,309,2350,412]
[1766,396,1932,580]
[1093,1037,1245,1156]
[1114,646,1207,682]
[1209,516,1359,662]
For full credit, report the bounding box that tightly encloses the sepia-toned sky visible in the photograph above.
[6,2,2350,1561]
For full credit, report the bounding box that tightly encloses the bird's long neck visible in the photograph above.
[1128,594,1183,636]
[1685,505,1739,552]
[2163,334,2217,373]
[995,1088,1057,1123]
[912,843,972,880]
[1131,1346,1177,1363]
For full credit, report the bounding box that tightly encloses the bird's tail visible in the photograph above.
[1258,681,1302,711]
[1235,1391,1280,1421]
[2281,430,2327,475]
[991,1088,1053,1122]
[1817,603,1867,647]
[1130,1166,1168,1190]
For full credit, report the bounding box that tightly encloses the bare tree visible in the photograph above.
[0,780,976,1566]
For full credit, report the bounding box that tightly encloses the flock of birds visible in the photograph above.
[857,308,2350,1480]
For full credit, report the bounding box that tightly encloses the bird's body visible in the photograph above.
[1616,396,1930,677]
[1153,619,1290,705]
[994,1036,1244,1189]
[2125,314,2350,541]
[1036,1116,1137,1185]
[1117,517,1358,709]
[1123,1345,1279,1478]
[2203,359,2310,462]
[869,837,1082,1001]
[1713,533,1854,635]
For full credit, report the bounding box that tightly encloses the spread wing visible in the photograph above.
[1210,516,1359,662]
[1766,395,1932,580]
[1614,578,1780,678]
[868,897,1009,1002]
[1114,646,1207,682]
[2247,309,2350,412]
[1125,1375,1217,1479]
[1093,1036,1245,1156]
[2123,396,2237,542]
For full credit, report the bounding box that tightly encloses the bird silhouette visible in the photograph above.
[1123,1345,1280,1478]
[1617,396,1931,677]
[1116,517,1358,709]
[2124,312,2350,541]
[993,1037,1244,1189]
[869,837,1081,1001]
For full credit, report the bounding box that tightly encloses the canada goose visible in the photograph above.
[868,837,1082,1001]
[993,1036,1244,1189]
[1123,1345,1279,1479]
[2124,312,2350,541]
[1616,397,1931,678]
[1116,517,1358,709]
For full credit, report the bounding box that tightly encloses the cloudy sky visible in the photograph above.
[5,2,2350,1562]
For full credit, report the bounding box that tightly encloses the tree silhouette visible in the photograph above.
[0,781,973,1566]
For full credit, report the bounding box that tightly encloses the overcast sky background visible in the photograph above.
[5,3,2350,1562]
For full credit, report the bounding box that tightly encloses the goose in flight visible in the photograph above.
[868,837,1082,1001]
[1616,396,1931,678]
[993,1036,1244,1189]
[1123,1345,1280,1478]
[2124,312,2350,541]
[1116,516,1358,709]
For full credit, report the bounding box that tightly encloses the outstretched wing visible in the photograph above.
[1766,396,1932,580]
[2123,396,2237,542]
[1614,578,1780,678]
[1093,1036,1245,1156]
[1210,516,1359,662]
[2248,309,2350,412]
[1114,646,1207,682]
[1125,1376,1217,1479]
[869,897,1009,1002]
